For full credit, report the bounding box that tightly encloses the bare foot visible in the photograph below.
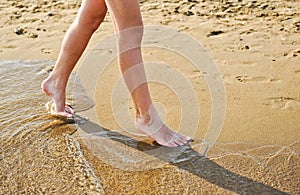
[41,77,74,119]
[135,108,191,147]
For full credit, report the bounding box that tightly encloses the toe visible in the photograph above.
[172,135,185,146]
[167,137,180,147]
[167,142,178,147]
[173,134,187,145]
[175,139,185,146]
[65,105,75,115]
[51,110,74,120]
[179,134,190,142]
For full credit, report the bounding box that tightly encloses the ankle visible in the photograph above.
[135,109,164,136]
[136,104,162,126]
[48,73,67,88]
[136,113,152,125]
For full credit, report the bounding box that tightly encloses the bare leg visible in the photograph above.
[105,0,190,147]
[41,0,107,118]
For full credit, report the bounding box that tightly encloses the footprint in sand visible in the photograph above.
[3,45,17,49]
[41,48,53,54]
[223,75,281,84]
[263,97,300,110]
[36,65,54,75]
[284,48,300,58]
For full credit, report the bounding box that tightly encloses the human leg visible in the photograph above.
[105,0,190,147]
[41,0,107,118]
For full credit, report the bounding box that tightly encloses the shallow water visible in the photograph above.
[0,60,299,194]
[0,60,103,194]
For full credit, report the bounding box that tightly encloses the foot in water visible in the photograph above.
[135,107,191,147]
[41,77,74,119]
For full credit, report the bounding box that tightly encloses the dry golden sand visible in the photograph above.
[1,0,299,194]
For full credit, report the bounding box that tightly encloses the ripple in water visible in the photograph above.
[0,60,104,194]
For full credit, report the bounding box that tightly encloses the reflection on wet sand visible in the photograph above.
[78,117,291,194]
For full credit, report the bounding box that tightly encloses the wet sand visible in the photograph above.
[1,0,300,194]
[0,61,104,194]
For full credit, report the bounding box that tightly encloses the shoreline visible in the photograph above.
[1,0,299,194]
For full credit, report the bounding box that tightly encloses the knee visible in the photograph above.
[117,25,144,49]
[91,11,107,31]
[127,24,144,43]
[77,10,107,33]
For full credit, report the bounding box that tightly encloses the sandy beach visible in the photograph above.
[1,0,299,194]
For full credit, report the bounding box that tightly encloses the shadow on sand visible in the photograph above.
[77,117,287,195]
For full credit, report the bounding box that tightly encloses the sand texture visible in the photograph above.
[0,0,299,194]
